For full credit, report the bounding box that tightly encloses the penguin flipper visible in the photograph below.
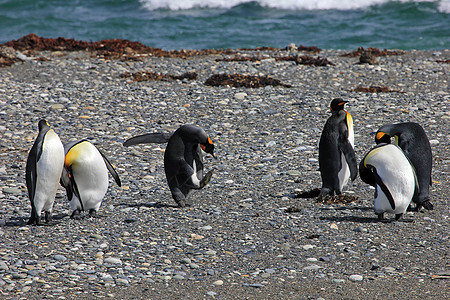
[97,149,121,187]
[60,167,74,201]
[123,133,172,146]
[370,165,396,210]
[25,151,37,204]
[199,170,214,189]
[339,139,358,181]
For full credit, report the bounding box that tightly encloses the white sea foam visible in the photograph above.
[139,0,448,12]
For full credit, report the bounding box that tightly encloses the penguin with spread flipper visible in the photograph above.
[124,124,215,207]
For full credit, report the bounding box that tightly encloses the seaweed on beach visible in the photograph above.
[0,34,235,59]
[276,55,335,66]
[0,46,23,67]
[297,45,322,53]
[204,74,291,88]
[238,46,281,51]
[120,71,197,82]
[216,56,266,62]
[341,46,405,57]
[436,59,450,64]
[352,85,404,93]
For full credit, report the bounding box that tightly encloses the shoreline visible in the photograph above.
[0,44,449,299]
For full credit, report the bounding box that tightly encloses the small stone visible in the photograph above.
[349,275,363,282]
[429,139,439,146]
[2,187,22,194]
[213,280,224,286]
[303,264,321,271]
[51,104,65,110]
[173,274,184,280]
[333,279,345,283]
[206,291,217,297]
[180,258,192,264]
[199,225,213,230]
[330,222,338,229]
[0,261,8,271]
[353,226,367,233]
[189,263,200,269]
[235,92,247,100]
[104,257,122,265]
[53,255,67,262]
[302,244,315,250]
[287,170,302,176]
[205,250,217,256]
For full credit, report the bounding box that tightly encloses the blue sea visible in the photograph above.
[0,0,449,50]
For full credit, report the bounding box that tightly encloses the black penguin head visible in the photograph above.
[38,119,50,132]
[329,98,348,112]
[375,131,392,144]
[200,137,216,158]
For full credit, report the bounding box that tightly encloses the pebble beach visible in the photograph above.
[0,44,449,299]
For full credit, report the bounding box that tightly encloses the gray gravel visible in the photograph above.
[0,48,449,299]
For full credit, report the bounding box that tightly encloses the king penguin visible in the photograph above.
[124,124,215,208]
[360,143,419,222]
[60,140,121,218]
[25,119,65,225]
[375,122,433,211]
[318,98,357,195]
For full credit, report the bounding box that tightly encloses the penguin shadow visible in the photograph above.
[117,202,178,209]
[320,206,377,223]
[320,215,377,224]
[4,213,69,227]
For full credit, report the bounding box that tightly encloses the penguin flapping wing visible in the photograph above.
[123,132,173,147]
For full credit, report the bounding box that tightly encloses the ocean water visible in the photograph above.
[0,0,449,50]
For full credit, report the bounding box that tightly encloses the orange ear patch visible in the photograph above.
[207,137,213,145]
[376,132,387,141]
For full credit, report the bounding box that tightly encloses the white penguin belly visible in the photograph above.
[70,144,109,211]
[34,131,64,214]
[190,160,201,188]
[338,153,350,191]
[338,115,354,191]
[369,145,415,215]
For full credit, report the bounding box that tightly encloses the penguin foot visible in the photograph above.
[376,213,389,223]
[407,204,419,212]
[27,215,36,225]
[176,200,186,208]
[88,209,98,218]
[44,211,52,223]
[421,199,434,210]
[70,209,82,220]
[395,213,414,223]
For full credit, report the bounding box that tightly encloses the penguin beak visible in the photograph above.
[200,143,216,159]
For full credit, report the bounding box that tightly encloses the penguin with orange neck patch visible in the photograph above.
[375,122,433,211]
[124,124,215,207]
[318,98,357,195]
[60,140,121,219]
